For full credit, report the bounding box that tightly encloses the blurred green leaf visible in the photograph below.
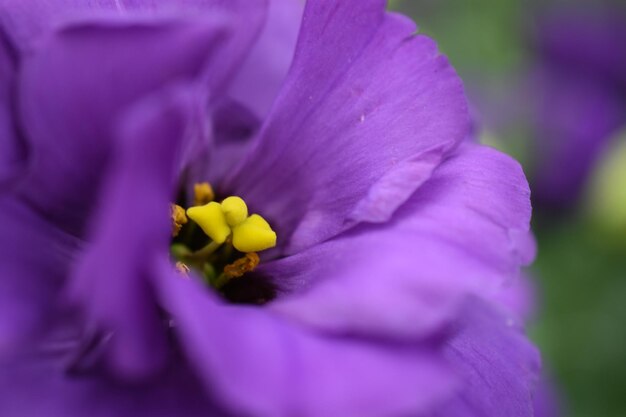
[531,216,626,417]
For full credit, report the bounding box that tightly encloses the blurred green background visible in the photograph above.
[392,1,626,416]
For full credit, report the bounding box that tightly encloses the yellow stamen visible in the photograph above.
[221,196,248,227]
[186,195,277,254]
[194,182,215,206]
[232,214,277,253]
[186,202,230,244]
[172,192,276,289]
[223,252,260,279]
[171,204,188,237]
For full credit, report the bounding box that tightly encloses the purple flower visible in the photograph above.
[0,1,540,416]
[530,6,626,208]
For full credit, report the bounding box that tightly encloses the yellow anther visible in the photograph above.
[232,214,277,253]
[185,195,276,254]
[194,182,215,206]
[221,196,248,227]
[223,253,260,279]
[242,213,271,230]
[186,202,231,244]
[171,204,188,237]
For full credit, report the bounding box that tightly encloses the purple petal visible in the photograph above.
[1,0,268,99]
[227,0,303,120]
[267,234,479,340]
[392,142,534,274]
[432,297,540,417]
[198,0,303,184]
[0,29,26,184]
[154,266,457,417]
[0,197,79,357]
[0,331,219,417]
[68,88,201,378]
[16,17,227,237]
[197,99,262,187]
[1,0,123,49]
[224,0,469,254]
[491,273,536,322]
[0,0,268,56]
[265,143,533,339]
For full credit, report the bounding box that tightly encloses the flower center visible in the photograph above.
[170,182,276,299]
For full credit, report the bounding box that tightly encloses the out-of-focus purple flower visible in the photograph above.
[530,6,626,208]
[0,1,540,416]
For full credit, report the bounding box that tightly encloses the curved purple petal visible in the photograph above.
[154,266,457,417]
[0,0,268,54]
[0,330,220,417]
[391,143,534,272]
[15,17,228,237]
[431,297,540,417]
[492,273,536,322]
[0,197,79,357]
[265,143,533,339]
[0,28,26,184]
[1,1,268,102]
[1,0,122,50]
[199,0,303,185]
[67,88,201,378]
[224,0,469,254]
[227,0,302,120]
[266,233,486,340]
